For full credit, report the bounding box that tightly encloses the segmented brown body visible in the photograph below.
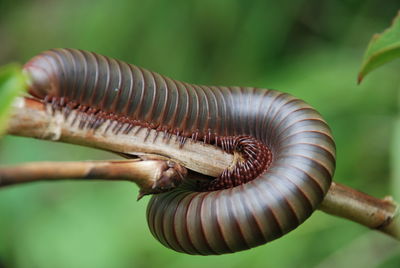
[23,48,336,255]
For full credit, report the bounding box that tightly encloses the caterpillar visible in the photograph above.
[23,48,336,255]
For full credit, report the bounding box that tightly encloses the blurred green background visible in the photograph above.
[1,0,400,267]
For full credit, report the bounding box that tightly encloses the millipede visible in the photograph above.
[23,48,336,255]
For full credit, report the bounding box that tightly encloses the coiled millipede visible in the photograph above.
[22,48,336,255]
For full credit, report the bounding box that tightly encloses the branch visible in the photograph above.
[6,97,234,178]
[3,97,400,239]
[320,182,399,239]
[0,159,188,200]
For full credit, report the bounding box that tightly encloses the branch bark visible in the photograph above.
[6,97,234,178]
[320,182,399,239]
[2,97,400,240]
[0,159,188,199]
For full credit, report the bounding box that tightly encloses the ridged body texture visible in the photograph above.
[23,48,336,255]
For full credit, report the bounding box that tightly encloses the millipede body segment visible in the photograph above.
[23,48,336,255]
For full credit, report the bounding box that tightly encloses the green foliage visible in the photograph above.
[0,64,27,136]
[359,11,400,83]
[358,8,400,202]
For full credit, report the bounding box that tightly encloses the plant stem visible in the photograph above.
[6,97,233,177]
[320,182,399,239]
[0,159,188,199]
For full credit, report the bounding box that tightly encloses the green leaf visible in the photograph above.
[358,11,400,83]
[0,64,28,136]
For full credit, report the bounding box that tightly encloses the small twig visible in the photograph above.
[320,182,399,239]
[3,96,400,240]
[0,159,188,199]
